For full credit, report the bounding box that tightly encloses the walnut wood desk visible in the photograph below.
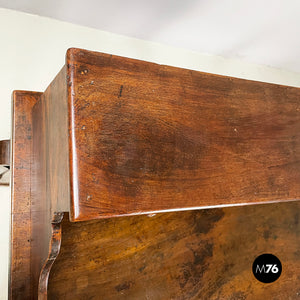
[9,48,300,299]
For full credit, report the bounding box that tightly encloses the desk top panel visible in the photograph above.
[66,48,300,221]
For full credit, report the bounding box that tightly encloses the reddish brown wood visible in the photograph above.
[0,139,10,166]
[30,67,69,299]
[41,66,69,213]
[10,48,300,298]
[30,88,48,299]
[48,201,300,299]
[10,83,67,299]
[66,48,300,221]
[10,91,41,299]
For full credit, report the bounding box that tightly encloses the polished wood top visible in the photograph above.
[66,48,300,221]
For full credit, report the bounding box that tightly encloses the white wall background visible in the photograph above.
[2,0,300,74]
[1,7,300,300]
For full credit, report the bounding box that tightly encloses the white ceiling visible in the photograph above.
[1,0,300,73]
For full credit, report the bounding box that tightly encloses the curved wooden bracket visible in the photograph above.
[38,212,64,299]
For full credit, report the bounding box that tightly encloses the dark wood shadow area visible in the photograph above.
[48,201,300,299]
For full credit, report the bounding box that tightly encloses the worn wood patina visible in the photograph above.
[10,48,300,299]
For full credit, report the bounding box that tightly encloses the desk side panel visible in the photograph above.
[10,91,41,300]
[31,66,69,298]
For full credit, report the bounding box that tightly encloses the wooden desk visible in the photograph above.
[9,48,300,299]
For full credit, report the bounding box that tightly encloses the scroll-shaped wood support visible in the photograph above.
[10,48,300,299]
[38,212,64,299]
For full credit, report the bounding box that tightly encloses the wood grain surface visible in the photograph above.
[30,67,69,299]
[41,66,69,214]
[10,91,41,299]
[10,76,68,299]
[48,201,300,299]
[66,48,300,221]
[10,48,300,299]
